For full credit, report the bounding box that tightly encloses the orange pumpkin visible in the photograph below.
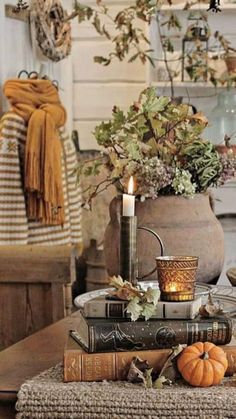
[177,342,228,387]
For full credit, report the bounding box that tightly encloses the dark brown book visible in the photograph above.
[64,336,236,382]
[71,311,232,353]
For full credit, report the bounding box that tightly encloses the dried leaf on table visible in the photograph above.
[158,344,184,382]
[144,368,153,389]
[199,293,224,318]
[153,376,172,389]
[126,346,183,390]
[127,356,150,384]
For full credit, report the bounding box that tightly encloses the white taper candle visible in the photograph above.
[122,176,135,216]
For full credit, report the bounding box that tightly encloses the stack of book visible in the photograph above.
[64,294,235,382]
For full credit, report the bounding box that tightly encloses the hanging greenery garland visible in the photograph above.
[30,0,71,62]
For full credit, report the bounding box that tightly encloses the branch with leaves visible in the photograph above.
[68,0,159,66]
[77,87,231,205]
[68,1,218,68]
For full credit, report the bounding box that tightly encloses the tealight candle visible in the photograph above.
[156,256,198,302]
[122,176,135,217]
[169,284,177,292]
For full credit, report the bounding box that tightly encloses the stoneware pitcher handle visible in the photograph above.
[136,227,164,280]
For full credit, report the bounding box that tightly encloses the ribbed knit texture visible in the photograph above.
[0,111,82,246]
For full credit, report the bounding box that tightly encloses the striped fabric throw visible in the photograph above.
[0,111,82,246]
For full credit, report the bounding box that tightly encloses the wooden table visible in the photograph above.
[1,284,235,418]
[0,312,80,418]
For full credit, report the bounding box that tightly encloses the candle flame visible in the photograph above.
[169,284,177,292]
[128,176,134,195]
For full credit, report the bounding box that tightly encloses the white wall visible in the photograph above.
[0,0,73,131]
[71,0,146,149]
[71,2,236,149]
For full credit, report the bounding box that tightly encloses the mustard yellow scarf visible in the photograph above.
[4,79,66,225]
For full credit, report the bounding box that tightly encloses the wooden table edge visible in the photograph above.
[0,311,80,402]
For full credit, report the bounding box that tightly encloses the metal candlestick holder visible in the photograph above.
[119,216,164,286]
[120,216,138,285]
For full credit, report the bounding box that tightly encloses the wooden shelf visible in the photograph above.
[160,2,236,11]
[150,80,223,88]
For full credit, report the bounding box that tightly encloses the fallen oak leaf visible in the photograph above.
[199,293,224,318]
[127,356,150,384]
[144,368,153,389]
[153,375,172,389]
[157,344,184,382]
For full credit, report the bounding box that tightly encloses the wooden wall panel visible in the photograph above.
[71,0,146,149]
[71,2,144,40]
[73,120,100,149]
[72,41,146,83]
[73,83,146,120]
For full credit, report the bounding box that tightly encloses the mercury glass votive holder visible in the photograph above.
[156,256,199,302]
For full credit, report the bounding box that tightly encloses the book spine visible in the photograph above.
[84,300,128,318]
[64,346,236,382]
[64,350,116,382]
[89,318,232,353]
[84,298,202,320]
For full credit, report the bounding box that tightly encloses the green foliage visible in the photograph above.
[180,139,223,191]
[78,87,230,204]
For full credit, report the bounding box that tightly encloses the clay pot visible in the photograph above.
[216,145,236,155]
[104,194,224,284]
[225,54,236,73]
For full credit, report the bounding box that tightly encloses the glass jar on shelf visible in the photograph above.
[205,90,236,147]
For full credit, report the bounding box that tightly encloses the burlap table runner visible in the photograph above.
[15,363,236,419]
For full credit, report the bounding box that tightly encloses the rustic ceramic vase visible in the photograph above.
[104,194,224,284]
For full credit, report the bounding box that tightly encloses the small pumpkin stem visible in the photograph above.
[200,351,209,360]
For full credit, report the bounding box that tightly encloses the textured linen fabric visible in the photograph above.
[16,363,236,419]
[0,111,82,245]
